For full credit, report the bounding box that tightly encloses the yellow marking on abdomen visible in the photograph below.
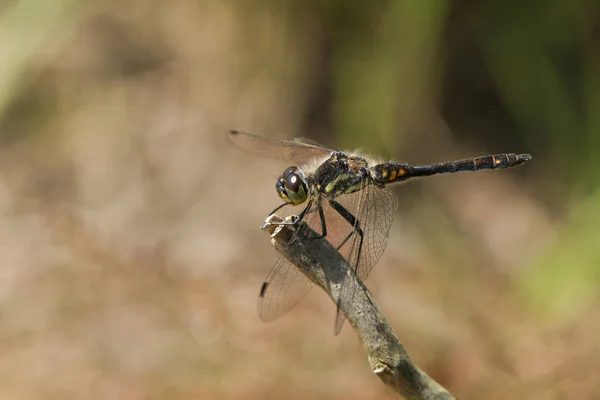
[389,169,397,181]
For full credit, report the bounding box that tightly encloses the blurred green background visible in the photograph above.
[0,0,598,399]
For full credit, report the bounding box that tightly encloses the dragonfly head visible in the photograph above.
[276,166,308,206]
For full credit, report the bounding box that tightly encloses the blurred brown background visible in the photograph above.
[0,0,599,399]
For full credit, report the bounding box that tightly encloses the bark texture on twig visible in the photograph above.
[264,217,458,400]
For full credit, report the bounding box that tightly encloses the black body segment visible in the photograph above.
[373,153,532,184]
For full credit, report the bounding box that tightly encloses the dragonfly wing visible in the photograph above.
[229,130,333,164]
[258,255,315,322]
[257,198,329,321]
[336,183,398,280]
[293,136,328,147]
[328,182,398,334]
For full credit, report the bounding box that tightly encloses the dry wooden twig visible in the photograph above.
[264,216,458,400]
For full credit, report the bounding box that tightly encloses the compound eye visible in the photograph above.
[285,172,301,192]
[283,166,297,177]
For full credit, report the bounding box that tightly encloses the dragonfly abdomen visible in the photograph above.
[374,153,532,184]
[372,163,411,184]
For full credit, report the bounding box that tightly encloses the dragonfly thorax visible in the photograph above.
[314,152,371,197]
[276,166,309,206]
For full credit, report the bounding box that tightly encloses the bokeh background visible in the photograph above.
[0,1,599,399]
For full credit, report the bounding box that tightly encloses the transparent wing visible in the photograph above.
[257,255,315,321]
[256,185,341,321]
[331,182,398,334]
[252,139,335,322]
[325,183,398,280]
[294,136,327,147]
[346,184,398,279]
[228,130,334,164]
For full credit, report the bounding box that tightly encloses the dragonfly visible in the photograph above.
[229,129,532,334]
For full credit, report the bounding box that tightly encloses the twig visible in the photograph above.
[264,216,458,400]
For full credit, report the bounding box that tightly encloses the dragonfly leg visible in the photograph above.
[262,199,327,240]
[329,199,365,335]
[266,202,288,216]
[328,199,364,272]
[263,200,313,227]
[273,197,328,239]
[305,197,327,239]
